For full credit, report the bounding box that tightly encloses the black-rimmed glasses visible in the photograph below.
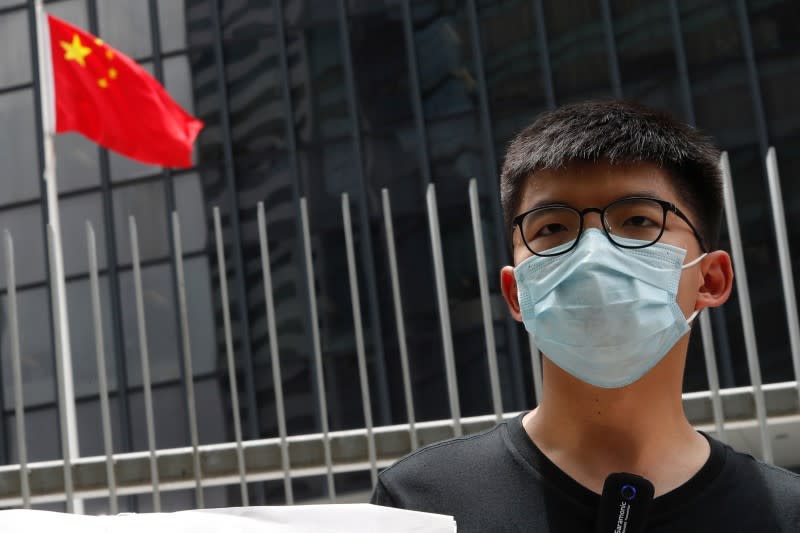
[512,196,707,257]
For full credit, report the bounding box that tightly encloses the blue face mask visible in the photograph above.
[514,228,706,388]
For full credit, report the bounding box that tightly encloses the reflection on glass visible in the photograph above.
[118,262,181,387]
[66,276,118,397]
[0,287,54,408]
[112,181,170,265]
[59,192,107,276]
[544,0,612,102]
[0,90,40,207]
[0,9,31,88]
[96,0,152,59]
[0,204,46,288]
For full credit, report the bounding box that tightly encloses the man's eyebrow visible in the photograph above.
[520,190,664,212]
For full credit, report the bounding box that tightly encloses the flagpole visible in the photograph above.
[34,0,82,513]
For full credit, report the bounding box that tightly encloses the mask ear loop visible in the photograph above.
[682,252,707,270]
[683,252,708,326]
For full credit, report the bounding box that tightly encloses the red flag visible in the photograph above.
[47,14,203,168]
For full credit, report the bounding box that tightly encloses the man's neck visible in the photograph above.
[523,352,710,497]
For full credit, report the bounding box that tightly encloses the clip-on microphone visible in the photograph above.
[594,472,654,533]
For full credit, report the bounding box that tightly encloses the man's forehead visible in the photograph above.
[518,160,681,212]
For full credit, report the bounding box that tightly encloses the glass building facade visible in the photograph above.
[0,0,798,511]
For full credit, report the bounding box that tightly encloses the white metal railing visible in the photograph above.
[1,151,800,512]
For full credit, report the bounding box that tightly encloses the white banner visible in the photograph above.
[0,504,456,533]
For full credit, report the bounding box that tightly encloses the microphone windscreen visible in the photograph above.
[594,472,654,533]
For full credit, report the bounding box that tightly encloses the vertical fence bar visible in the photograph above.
[86,223,118,514]
[765,148,800,405]
[698,311,726,442]
[299,198,336,501]
[5,231,30,508]
[426,184,462,436]
[335,0,392,425]
[212,207,249,506]
[256,202,294,504]
[528,334,543,406]
[128,216,161,511]
[468,180,503,421]
[719,153,772,463]
[171,212,204,509]
[532,0,556,109]
[381,189,418,450]
[465,0,526,408]
[342,194,378,487]
[47,225,74,513]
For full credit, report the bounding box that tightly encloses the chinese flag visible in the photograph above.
[47,14,203,168]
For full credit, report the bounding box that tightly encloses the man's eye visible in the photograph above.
[537,223,568,236]
[622,216,657,227]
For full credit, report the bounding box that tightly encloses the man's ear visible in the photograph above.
[500,266,522,321]
[696,250,734,310]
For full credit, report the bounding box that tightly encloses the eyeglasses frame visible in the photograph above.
[512,196,708,257]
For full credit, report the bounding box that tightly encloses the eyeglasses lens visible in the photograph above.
[604,198,664,246]
[521,207,581,255]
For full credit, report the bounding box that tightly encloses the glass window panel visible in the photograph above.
[118,262,180,387]
[174,173,207,253]
[0,9,31,88]
[75,395,124,458]
[6,407,60,462]
[54,133,100,193]
[0,1,25,9]
[59,192,107,276]
[47,0,89,28]
[544,0,613,102]
[163,55,200,168]
[221,0,275,40]
[286,17,349,142]
[194,377,226,444]
[159,0,187,53]
[679,0,758,147]
[0,90,40,206]
[128,384,186,451]
[478,0,549,154]
[112,180,170,265]
[222,30,286,172]
[96,0,152,59]
[0,204,46,288]
[164,54,195,115]
[67,275,118,398]
[183,256,216,376]
[1,287,55,408]
[611,0,684,116]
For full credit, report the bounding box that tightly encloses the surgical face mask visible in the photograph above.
[514,228,706,388]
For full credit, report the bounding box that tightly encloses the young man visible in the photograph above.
[370,100,800,531]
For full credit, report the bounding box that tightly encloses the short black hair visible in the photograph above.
[500,100,723,250]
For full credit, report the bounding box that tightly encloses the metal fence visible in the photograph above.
[1,150,799,513]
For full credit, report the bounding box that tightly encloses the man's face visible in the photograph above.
[509,160,706,319]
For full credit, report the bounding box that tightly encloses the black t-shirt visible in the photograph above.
[371,413,800,532]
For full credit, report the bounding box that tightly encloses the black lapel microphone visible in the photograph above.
[594,472,654,533]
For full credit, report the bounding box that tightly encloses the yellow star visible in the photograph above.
[61,34,92,67]
[98,78,108,89]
